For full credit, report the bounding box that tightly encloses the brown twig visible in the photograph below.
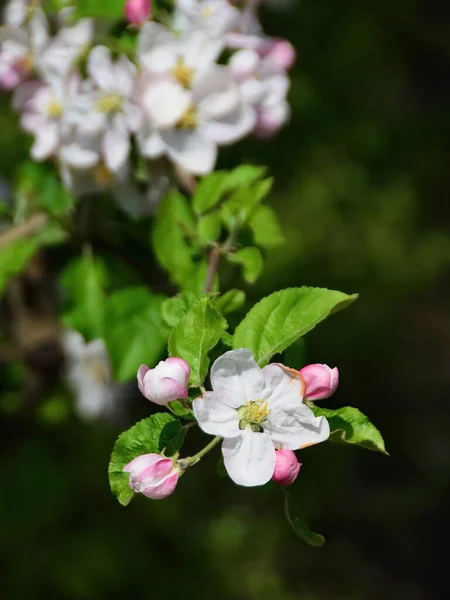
[0,213,48,249]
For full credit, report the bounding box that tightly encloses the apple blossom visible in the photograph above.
[193,349,329,487]
[63,46,141,173]
[63,330,116,421]
[299,364,339,401]
[174,0,240,37]
[272,449,301,487]
[138,358,190,405]
[123,454,179,500]
[125,0,152,26]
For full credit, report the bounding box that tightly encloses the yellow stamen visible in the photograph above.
[171,57,195,88]
[96,93,123,114]
[47,98,63,118]
[239,399,271,425]
[93,163,115,187]
[202,6,213,18]
[177,105,198,128]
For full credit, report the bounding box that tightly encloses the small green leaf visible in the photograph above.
[161,292,197,327]
[192,171,228,214]
[60,252,108,340]
[104,287,167,382]
[221,165,267,189]
[168,296,228,386]
[221,178,273,229]
[151,189,196,285]
[249,205,285,248]
[284,489,325,547]
[233,287,358,366]
[228,247,263,284]
[311,406,388,454]
[198,212,222,242]
[167,401,196,420]
[109,414,185,506]
[221,331,233,347]
[72,0,125,18]
[214,289,246,314]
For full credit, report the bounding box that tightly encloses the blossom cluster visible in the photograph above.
[125,350,338,497]
[0,0,295,195]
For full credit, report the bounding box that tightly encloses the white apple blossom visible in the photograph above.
[13,70,84,161]
[230,48,290,137]
[63,46,141,173]
[193,349,330,487]
[174,0,240,37]
[63,330,117,422]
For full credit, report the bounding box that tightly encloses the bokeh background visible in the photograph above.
[1,0,450,598]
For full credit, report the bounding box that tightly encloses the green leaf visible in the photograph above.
[213,289,246,314]
[198,212,222,243]
[161,292,197,327]
[221,178,273,229]
[168,296,228,387]
[228,247,264,284]
[311,405,388,454]
[221,331,233,347]
[104,287,167,382]
[233,287,358,366]
[221,165,267,190]
[167,401,196,420]
[192,171,228,215]
[284,489,325,547]
[151,189,196,285]
[72,0,125,18]
[60,252,108,340]
[249,205,285,248]
[108,414,185,506]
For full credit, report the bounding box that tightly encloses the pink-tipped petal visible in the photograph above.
[299,364,339,401]
[137,364,150,396]
[143,472,178,500]
[165,357,191,380]
[272,449,301,487]
[267,39,296,71]
[123,453,160,474]
[125,0,152,26]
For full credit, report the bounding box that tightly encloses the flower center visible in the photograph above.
[171,57,195,88]
[93,163,115,187]
[238,399,271,432]
[96,93,123,114]
[177,105,198,128]
[84,358,110,384]
[47,98,63,118]
[202,6,213,19]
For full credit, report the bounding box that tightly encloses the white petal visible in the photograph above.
[210,349,265,408]
[142,79,192,128]
[229,49,260,81]
[60,137,100,168]
[262,364,330,449]
[222,428,275,487]
[200,104,256,145]
[182,30,223,74]
[88,46,115,91]
[29,8,49,51]
[31,123,59,160]
[123,101,142,132]
[4,0,28,28]
[103,114,130,173]
[138,22,176,71]
[114,55,136,97]
[194,66,238,112]
[193,392,240,438]
[161,128,217,175]
[138,129,165,158]
[62,329,86,359]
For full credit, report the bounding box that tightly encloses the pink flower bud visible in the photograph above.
[137,357,190,405]
[124,0,151,25]
[299,364,339,401]
[123,453,179,499]
[266,39,296,71]
[272,449,301,487]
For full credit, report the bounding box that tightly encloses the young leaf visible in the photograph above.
[192,171,228,214]
[151,189,196,285]
[104,287,167,382]
[167,401,196,420]
[228,247,263,284]
[198,212,222,243]
[311,406,387,454]
[60,252,108,340]
[214,289,246,315]
[168,296,228,386]
[221,178,273,229]
[233,287,358,366]
[72,0,125,19]
[284,489,325,547]
[161,292,197,328]
[109,414,185,506]
[221,165,267,189]
[249,205,285,248]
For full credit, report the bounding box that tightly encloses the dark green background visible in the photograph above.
[1,0,450,598]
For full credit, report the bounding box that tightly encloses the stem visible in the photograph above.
[177,436,222,470]
[203,246,221,294]
[0,213,48,249]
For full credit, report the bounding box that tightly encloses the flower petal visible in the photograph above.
[210,348,264,408]
[103,114,130,173]
[161,128,217,175]
[200,103,256,145]
[222,428,275,487]
[31,123,59,160]
[88,45,115,91]
[114,54,136,97]
[193,391,240,438]
[137,364,149,396]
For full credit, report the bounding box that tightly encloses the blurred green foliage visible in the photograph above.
[1,0,450,598]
